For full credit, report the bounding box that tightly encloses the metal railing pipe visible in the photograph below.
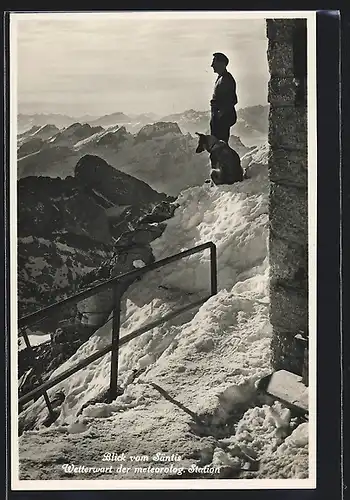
[20,327,54,416]
[210,243,218,296]
[19,295,211,406]
[109,285,121,402]
[18,242,215,330]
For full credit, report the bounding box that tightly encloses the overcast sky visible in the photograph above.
[14,13,269,117]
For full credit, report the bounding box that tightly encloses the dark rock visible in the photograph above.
[75,154,167,206]
[114,224,165,248]
[139,201,178,224]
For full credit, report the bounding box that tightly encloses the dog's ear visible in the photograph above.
[196,144,205,153]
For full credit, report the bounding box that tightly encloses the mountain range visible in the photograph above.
[18,105,269,141]
[17,120,255,196]
[18,111,160,135]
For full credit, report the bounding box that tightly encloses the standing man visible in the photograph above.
[210,52,238,143]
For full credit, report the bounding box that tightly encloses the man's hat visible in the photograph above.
[213,52,229,65]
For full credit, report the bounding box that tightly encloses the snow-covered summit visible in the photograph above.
[73,125,133,151]
[48,122,104,146]
[18,124,59,145]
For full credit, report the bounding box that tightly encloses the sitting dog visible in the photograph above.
[195,133,244,185]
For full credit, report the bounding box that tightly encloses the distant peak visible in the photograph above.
[136,121,182,141]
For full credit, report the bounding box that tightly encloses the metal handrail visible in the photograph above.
[18,241,217,329]
[19,296,211,407]
[18,241,217,412]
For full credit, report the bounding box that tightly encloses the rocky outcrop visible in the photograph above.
[241,141,269,179]
[135,122,182,143]
[229,135,253,157]
[267,19,308,375]
[139,200,178,224]
[75,154,168,206]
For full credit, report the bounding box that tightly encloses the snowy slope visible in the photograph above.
[18,143,309,480]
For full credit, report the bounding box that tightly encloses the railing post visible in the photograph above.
[109,283,121,402]
[210,244,218,296]
[20,327,54,417]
